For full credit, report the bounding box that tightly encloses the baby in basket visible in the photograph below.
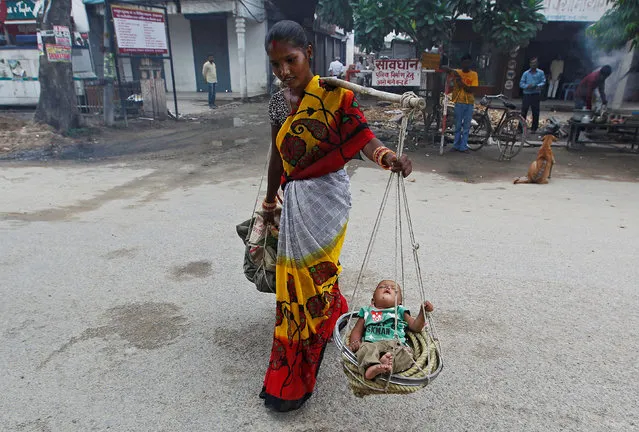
[349,280,434,379]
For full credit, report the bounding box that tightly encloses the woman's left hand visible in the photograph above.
[385,153,413,177]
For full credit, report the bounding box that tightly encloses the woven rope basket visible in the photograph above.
[342,329,442,397]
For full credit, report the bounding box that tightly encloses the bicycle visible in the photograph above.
[467,94,528,161]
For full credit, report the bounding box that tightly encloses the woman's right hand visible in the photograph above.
[262,209,276,225]
[262,200,277,225]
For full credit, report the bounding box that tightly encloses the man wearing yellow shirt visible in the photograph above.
[443,54,479,153]
[202,54,218,109]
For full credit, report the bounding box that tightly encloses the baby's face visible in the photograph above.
[372,280,402,309]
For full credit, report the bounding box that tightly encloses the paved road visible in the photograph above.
[1,144,638,431]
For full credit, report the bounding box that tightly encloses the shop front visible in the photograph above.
[495,0,616,101]
[0,0,95,105]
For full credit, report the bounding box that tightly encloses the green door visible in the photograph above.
[190,14,231,93]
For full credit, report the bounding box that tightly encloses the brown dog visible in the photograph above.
[514,135,556,184]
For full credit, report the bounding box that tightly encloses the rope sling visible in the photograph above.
[322,77,443,397]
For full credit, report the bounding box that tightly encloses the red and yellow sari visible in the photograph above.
[261,76,375,411]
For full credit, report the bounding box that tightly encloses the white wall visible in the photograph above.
[177,0,234,14]
[71,0,90,33]
[227,16,268,94]
[0,49,39,105]
[542,0,610,22]
[164,15,196,92]
[611,43,637,109]
[245,20,268,94]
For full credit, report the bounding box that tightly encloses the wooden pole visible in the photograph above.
[320,77,426,110]
[439,77,450,156]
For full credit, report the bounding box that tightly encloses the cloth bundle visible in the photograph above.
[236,209,280,294]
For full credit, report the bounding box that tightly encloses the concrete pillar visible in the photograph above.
[235,15,248,100]
[346,32,355,67]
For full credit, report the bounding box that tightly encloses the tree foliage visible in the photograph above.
[588,0,639,51]
[317,0,546,53]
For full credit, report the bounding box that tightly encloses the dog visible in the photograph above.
[514,135,556,184]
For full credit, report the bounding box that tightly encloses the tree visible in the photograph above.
[317,0,546,54]
[588,0,639,51]
[34,0,81,132]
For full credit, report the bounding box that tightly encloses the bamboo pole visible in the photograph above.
[320,77,426,110]
[439,77,450,156]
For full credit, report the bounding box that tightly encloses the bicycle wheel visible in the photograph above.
[467,113,491,151]
[496,113,527,160]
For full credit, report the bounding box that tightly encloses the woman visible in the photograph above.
[260,20,412,412]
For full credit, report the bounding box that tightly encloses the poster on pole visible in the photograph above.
[111,5,168,55]
[54,25,72,47]
[373,59,421,86]
[46,45,72,62]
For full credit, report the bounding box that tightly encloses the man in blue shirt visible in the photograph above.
[519,57,546,132]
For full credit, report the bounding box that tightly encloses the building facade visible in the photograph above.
[445,0,637,107]
[1,0,347,105]
[0,0,94,105]
[162,0,268,97]
[162,1,347,96]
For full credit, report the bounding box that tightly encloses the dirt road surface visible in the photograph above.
[1,101,638,431]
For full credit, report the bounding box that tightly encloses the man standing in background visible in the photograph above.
[519,57,546,132]
[547,56,564,99]
[328,56,345,77]
[443,54,479,153]
[202,54,218,109]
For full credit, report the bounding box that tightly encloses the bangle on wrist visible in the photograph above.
[262,200,277,211]
[373,146,394,170]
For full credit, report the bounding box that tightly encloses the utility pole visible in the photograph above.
[103,0,114,126]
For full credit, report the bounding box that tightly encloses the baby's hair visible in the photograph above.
[265,20,309,52]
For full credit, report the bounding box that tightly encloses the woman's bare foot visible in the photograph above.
[365,363,392,380]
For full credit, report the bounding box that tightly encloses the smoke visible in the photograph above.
[594,50,627,70]
[577,28,634,103]
[579,27,627,69]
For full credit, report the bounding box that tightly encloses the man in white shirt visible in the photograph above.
[547,56,564,99]
[202,54,218,108]
[328,57,345,77]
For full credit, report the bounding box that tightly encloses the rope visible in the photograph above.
[342,329,441,397]
[339,94,442,396]
[246,144,272,240]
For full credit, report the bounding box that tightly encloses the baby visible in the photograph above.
[349,280,434,380]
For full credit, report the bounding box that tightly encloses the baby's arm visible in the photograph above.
[406,301,434,332]
[349,318,365,352]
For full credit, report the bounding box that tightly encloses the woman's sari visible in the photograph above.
[261,76,375,411]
